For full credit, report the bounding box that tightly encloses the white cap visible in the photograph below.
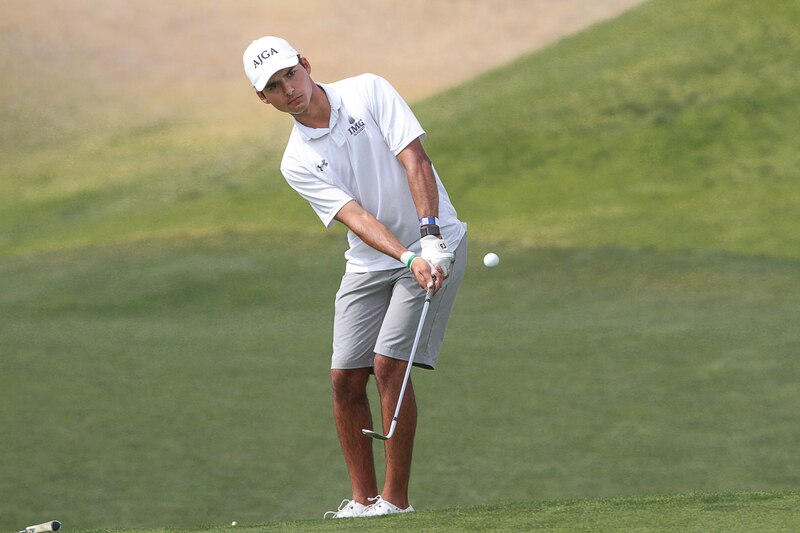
[242,36,300,91]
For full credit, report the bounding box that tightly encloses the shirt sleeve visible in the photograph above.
[280,160,353,228]
[363,74,426,156]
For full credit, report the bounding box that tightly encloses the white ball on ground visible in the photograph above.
[231,521,238,526]
[483,252,500,267]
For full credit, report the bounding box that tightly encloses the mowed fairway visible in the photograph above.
[2,0,800,531]
[3,233,798,529]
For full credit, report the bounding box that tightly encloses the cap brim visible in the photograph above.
[253,55,300,92]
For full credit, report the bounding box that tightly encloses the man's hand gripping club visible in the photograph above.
[402,236,455,292]
[332,199,454,292]
[420,235,455,278]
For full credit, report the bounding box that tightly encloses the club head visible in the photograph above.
[361,428,390,440]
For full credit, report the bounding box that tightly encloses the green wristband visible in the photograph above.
[401,251,417,269]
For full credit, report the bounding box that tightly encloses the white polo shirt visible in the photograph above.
[280,73,466,272]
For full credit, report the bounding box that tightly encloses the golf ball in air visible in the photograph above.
[483,252,500,267]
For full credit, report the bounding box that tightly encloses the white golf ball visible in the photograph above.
[231,521,238,526]
[483,252,500,267]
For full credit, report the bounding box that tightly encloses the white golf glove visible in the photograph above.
[420,235,455,278]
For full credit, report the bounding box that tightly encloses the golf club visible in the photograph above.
[361,285,435,441]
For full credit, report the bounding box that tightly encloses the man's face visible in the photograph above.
[258,58,313,115]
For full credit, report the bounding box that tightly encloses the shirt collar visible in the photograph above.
[293,82,342,141]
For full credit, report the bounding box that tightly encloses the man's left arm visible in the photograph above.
[397,139,455,279]
[396,138,438,221]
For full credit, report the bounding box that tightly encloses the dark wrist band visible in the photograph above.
[420,224,441,237]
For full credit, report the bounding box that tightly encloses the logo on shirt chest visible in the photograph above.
[315,159,329,172]
[347,116,366,136]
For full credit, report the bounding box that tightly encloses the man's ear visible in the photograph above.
[256,89,269,105]
[300,57,311,75]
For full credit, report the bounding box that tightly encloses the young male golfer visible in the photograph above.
[243,36,467,518]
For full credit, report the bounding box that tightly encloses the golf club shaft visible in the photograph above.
[363,286,434,440]
[384,287,434,438]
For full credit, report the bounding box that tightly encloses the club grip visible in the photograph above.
[425,286,435,302]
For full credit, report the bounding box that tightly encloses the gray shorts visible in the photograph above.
[331,238,467,370]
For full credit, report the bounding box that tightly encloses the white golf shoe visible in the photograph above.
[323,499,368,519]
[360,495,415,517]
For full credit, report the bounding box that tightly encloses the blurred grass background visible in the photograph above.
[2,0,799,530]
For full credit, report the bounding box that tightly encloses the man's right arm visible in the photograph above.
[334,200,440,291]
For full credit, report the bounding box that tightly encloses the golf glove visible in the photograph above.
[420,235,455,278]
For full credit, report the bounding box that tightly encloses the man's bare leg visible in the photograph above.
[331,368,379,504]
[373,354,417,509]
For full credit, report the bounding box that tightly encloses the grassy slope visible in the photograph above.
[3,1,800,258]
[420,0,800,257]
[2,0,800,530]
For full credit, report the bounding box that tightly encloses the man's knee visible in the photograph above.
[331,368,370,404]
[373,354,407,386]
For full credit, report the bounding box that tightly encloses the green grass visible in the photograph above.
[419,0,800,258]
[2,0,800,530]
[3,0,800,259]
[3,238,798,529]
[82,491,800,532]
